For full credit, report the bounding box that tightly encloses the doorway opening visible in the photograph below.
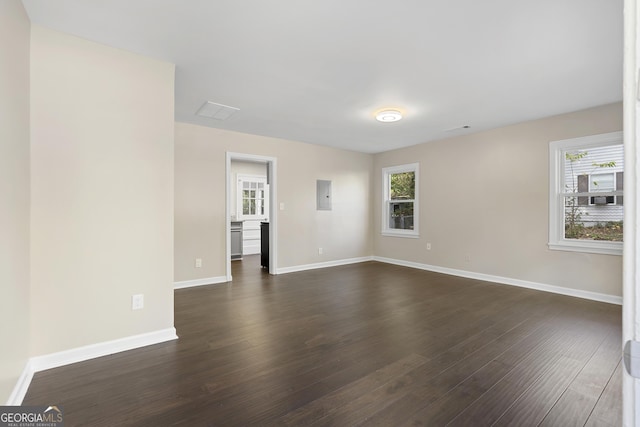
[225,152,277,281]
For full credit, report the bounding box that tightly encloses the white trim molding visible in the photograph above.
[29,328,178,373]
[6,362,33,406]
[548,131,624,256]
[276,256,374,275]
[174,276,228,289]
[7,328,178,405]
[381,163,420,238]
[373,256,622,305]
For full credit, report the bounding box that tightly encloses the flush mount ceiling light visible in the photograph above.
[375,109,403,123]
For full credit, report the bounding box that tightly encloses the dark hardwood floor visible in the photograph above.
[24,256,622,426]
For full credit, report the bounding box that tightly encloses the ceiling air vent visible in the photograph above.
[444,125,471,132]
[196,101,240,120]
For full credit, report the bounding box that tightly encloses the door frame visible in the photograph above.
[226,152,277,280]
[623,0,638,424]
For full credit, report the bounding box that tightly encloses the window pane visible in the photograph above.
[388,202,414,230]
[590,173,614,192]
[243,199,249,215]
[564,196,623,241]
[390,172,415,200]
[563,145,623,193]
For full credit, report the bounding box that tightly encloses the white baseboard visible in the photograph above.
[174,276,227,289]
[6,361,34,406]
[373,256,622,305]
[7,327,178,406]
[276,256,374,275]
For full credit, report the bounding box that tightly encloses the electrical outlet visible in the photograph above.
[464,254,471,263]
[426,243,431,250]
[195,258,202,268]
[132,294,144,310]
[318,247,323,255]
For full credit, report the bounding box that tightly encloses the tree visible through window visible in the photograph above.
[549,132,623,255]
[389,171,415,230]
[563,146,623,241]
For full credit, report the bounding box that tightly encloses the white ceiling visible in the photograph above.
[21,0,623,153]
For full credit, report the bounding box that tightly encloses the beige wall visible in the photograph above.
[177,105,623,297]
[30,26,175,355]
[374,103,623,297]
[175,123,373,282]
[0,0,30,403]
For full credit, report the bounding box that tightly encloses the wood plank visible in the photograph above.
[444,310,612,426]
[408,312,599,426]
[585,361,623,427]
[492,356,586,427]
[353,310,557,426]
[280,353,428,426]
[540,326,622,427]
[483,318,610,426]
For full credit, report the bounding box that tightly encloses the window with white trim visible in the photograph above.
[549,131,623,255]
[382,163,419,238]
[237,175,269,220]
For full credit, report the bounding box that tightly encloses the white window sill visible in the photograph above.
[382,231,420,239]
[548,241,622,256]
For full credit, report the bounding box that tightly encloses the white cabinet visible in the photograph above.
[242,220,262,255]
